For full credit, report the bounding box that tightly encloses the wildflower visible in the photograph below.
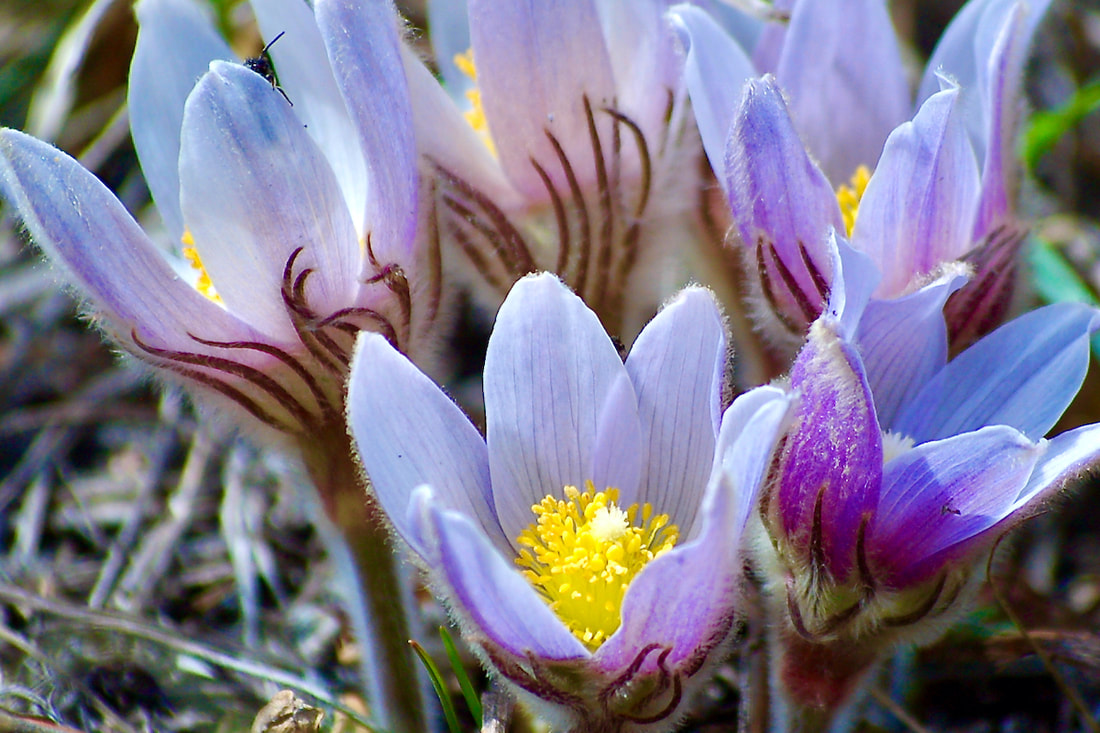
[2,0,438,440]
[347,273,794,730]
[0,0,439,728]
[671,0,1049,353]
[756,235,1100,722]
[406,1,705,336]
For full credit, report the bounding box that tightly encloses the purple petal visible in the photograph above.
[179,62,359,336]
[250,0,368,234]
[870,425,1041,587]
[430,504,591,661]
[773,318,882,580]
[851,88,980,298]
[625,287,725,533]
[347,332,504,556]
[484,274,627,542]
[750,0,792,73]
[1020,423,1100,502]
[856,271,968,429]
[591,370,643,506]
[404,486,437,565]
[775,0,909,184]
[918,0,1053,165]
[973,3,1046,236]
[401,46,518,208]
[600,0,683,144]
[129,0,233,240]
[596,386,792,673]
[468,0,617,200]
[668,4,756,186]
[826,234,880,341]
[314,0,417,272]
[917,0,991,113]
[893,422,1100,586]
[725,76,842,329]
[893,303,1100,443]
[594,473,739,676]
[0,129,260,350]
[711,386,797,534]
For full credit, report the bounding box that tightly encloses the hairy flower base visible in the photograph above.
[943,221,1029,352]
[516,483,678,650]
[768,552,974,715]
[766,469,971,647]
[783,562,969,645]
[134,244,421,437]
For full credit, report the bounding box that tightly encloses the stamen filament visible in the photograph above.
[454,49,496,157]
[836,165,872,237]
[181,229,222,303]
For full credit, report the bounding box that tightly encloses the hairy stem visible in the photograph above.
[299,425,427,733]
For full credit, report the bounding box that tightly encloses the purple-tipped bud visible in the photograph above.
[724,76,842,345]
[756,238,1100,720]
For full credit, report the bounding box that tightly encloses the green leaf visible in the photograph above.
[1028,238,1097,305]
[1027,237,1100,358]
[440,626,482,725]
[1022,79,1100,172]
[410,639,465,733]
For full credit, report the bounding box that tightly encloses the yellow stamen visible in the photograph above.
[453,48,496,157]
[515,481,679,650]
[836,165,872,237]
[181,229,222,304]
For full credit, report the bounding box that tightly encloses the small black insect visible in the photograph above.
[245,31,292,106]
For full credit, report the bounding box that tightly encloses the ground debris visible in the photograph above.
[251,690,324,733]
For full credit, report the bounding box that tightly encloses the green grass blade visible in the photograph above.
[440,625,482,725]
[410,639,464,733]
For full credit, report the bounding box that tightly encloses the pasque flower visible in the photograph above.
[0,0,440,439]
[406,0,702,336]
[756,236,1100,720]
[0,0,440,728]
[348,272,794,731]
[672,0,1049,351]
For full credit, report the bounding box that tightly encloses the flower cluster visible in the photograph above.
[3,0,1099,731]
[674,0,1048,351]
[757,237,1100,717]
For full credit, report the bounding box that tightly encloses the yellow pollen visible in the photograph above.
[515,481,679,651]
[181,230,222,304]
[453,48,496,157]
[836,165,872,237]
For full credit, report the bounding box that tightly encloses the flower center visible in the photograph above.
[835,165,872,237]
[515,481,678,650]
[453,48,496,157]
[181,230,222,304]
